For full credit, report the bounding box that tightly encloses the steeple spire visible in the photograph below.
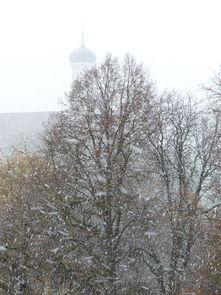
[81,21,85,45]
[69,25,96,81]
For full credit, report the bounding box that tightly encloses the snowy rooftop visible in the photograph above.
[0,112,53,153]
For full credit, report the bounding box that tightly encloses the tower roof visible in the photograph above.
[69,43,96,64]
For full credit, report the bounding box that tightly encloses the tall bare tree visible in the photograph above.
[42,55,155,294]
[134,93,221,295]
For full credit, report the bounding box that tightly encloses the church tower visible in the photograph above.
[69,31,96,81]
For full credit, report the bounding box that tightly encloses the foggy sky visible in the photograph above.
[0,0,221,113]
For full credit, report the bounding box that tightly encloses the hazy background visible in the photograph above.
[0,0,221,113]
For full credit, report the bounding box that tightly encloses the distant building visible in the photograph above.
[69,32,96,81]
[0,112,53,153]
[0,32,96,153]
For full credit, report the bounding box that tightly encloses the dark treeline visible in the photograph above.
[0,56,220,295]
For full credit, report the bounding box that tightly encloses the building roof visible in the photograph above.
[69,43,96,64]
[0,112,53,153]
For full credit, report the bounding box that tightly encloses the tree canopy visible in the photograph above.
[0,55,221,295]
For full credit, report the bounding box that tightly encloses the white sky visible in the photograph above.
[0,0,221,113]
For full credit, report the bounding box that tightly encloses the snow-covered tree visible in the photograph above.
[42,55,155,294]
[137,93,221,295]
[0,57,221,295]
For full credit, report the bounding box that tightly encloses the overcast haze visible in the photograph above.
[0,0,221,113]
